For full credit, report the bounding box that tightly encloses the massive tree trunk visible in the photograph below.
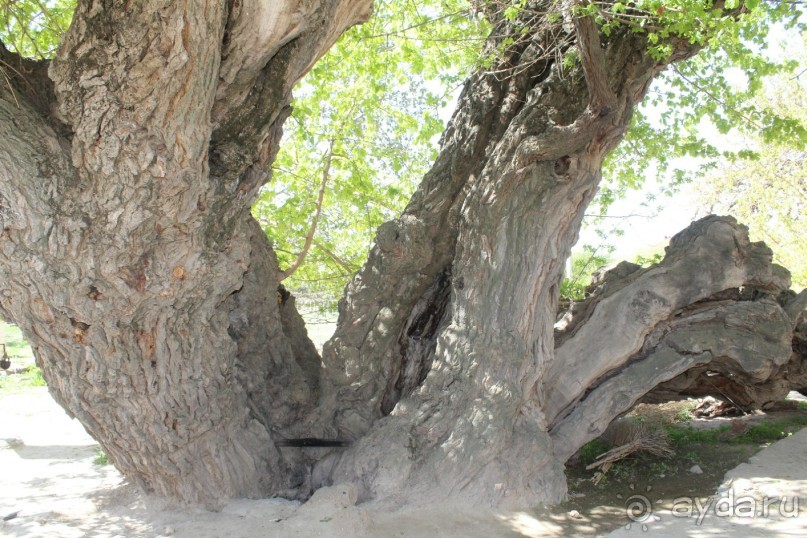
[1,0,804,512]
[312,6,806,508]
[313,7,703,507]
[0,0,372,507]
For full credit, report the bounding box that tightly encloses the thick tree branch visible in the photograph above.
[574,5,617,110]
[213,0,373,124]
[543,216,791,427]
[551,295,794,460]
[511,23,664,174]
[208,0,372,208]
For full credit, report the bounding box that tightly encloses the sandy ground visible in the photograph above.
[2,387,807,537]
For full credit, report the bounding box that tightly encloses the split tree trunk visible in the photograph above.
[314,6,731,508]
[1,0,804,512]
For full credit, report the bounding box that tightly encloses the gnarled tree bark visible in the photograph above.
[314,3,731,508]
[1,0,804,513]
[549,216,805,461]
[0,0,371,507]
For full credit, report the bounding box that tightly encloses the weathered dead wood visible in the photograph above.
[549,216,803,461]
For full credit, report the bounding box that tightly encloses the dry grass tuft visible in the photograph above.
[587,421,673,485]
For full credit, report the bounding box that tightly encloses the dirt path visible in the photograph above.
[2,388,806,537]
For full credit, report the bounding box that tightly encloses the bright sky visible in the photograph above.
[577,182,703,264]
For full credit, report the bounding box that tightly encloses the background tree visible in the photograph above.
[253,0,487,314]
[0,0,805,511]
[697,70,807,288]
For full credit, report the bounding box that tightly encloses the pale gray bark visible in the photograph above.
[315,5,708,509]
[549,216,803,461]
[0,0,370,506]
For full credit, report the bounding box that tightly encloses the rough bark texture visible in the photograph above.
[0,0,370,507]
[549,216,805,461]
[1,0,804,513]
[313,3,714,509]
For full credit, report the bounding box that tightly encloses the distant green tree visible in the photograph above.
[253,1,488,313]
[595,1,807,215]
[561,247,612,302]
[697,73,807,288]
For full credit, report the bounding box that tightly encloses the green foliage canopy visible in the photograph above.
[0,0,72,58]
[597,0,806,213]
